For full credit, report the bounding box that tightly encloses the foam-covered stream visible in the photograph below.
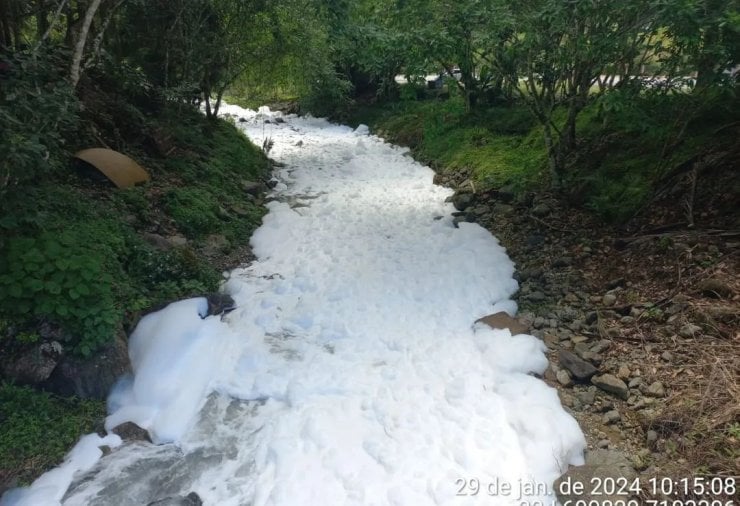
[2,105,585,506]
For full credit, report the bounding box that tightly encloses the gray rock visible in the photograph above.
[142,232,173,251]
[42,330,131,400]
[557,369,573,387]
[603,410,621,424]
[660,351,673,361]
[533,316,546,329]
[203,234,229,256]
[1,341,63,384]
[111,422,152,443]
[531,203,550,217]
[204,293,236,318]
[591,374,630,400]
[559,350,598,381]
[148,492,202,506]
[528,291,546,302]
[554,450,637,504]
[644,381,666,398]
[241,180,265,195]
[577,388,596,405]
[646,430,658,444]
[452,192,474,211]
[628,377,643,389]
[166,235,188,247]
[697,278,733,298]
[553,257,572,268]
[617,365,631,380]
[602,293,617,306]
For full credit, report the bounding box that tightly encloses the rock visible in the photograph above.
[644,381,666,398]
[452,215,470,227]
[557,369,573,387]
[660,351,673,361]
[148,492,203,506]
[475,312,529,335]
[559,350,598,381]
[646,430,658,445]
[570,335,589,344]
[203,233,230,256]
[606,278,626,290]
[585,311,598,324]
[553,257,572,268]
[678,323,701,338]
[472,205,491,217]
[602,293,617,306]
[603,410,621,424]
[531,203,550,217]
[42,329,131,400]
[1,341,63,385]
[628,377,643,389]
[451,192,474,211]
[274,117,286,124]
[495,185,516,203]
[591,374,629,400]
[166,235,188,248]
[204,293,236,318]
[241,180,265,195]
[617,365,631,380]
[266,179,279,189]
[533,316,546,329]
[555,450,637,504]
[142,232,173,251]
[111,422,151,443]
[577,388,596,405]
[528,291,546,302]
[697,278,733,298]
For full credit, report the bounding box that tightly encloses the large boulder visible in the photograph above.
[42,329,131,400]
[0,341,63,384]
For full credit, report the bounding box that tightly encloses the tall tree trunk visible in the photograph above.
[69,0,102,88]
[542,123,562,189]
[36,0,50,39]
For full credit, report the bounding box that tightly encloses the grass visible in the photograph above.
[347,86,739,223]
[347,97,548,194]
[0,383,105,488]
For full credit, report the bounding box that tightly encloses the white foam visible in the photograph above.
[3,104,585,506]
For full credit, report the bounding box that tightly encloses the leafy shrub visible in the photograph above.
[124,242,221,302]
[0,232,120,356]
[0,48,80,196]
[164,187,222,238]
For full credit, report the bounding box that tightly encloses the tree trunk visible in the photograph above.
[542,123,562,189]
[36,0,49,39]
[69,0,102,88]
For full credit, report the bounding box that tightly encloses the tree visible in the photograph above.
[501,0,660,187]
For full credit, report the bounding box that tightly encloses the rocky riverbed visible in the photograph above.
[436,168,739,502]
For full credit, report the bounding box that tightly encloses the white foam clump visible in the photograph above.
[105,297,239,444]
[0,433,121,506]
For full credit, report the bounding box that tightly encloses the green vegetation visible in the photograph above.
[0,383,105,486]
[347,85,738,222]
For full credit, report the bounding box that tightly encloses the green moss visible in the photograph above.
[0,383,105,486]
